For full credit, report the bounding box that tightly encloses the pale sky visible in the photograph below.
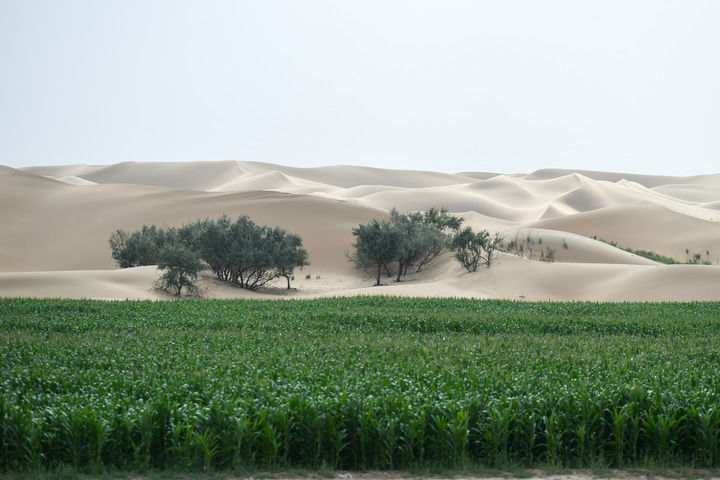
[1,1,719,175]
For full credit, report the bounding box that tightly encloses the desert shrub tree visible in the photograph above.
[350,207,463,284]
[110,215,309,290]
[450,227,503,272]
[389,210,423,281]
[226,217,276,289]
[482,231,504,267]
[389,210,446,281]
[199,216,309,290]
[156,243,204,296]
[271,229,309,288]
[350,219,401,286]
[413,207,462,273]
[450,227,486,272]
[197,216,232,281]
[109,225,167,267]
[109,229,132,268]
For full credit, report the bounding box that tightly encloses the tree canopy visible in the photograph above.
[350,219,401,286]
[449,227,504,272]
[110,216,309,293]
[350,207,507,284]
[349,207,463,285]
[156,243,204,296]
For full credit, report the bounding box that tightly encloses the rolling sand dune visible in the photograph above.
[526,168,720,188]
[24,160,246,191]
[0,166,383,274]
[2,161,719,301]
[55,175,98,186]
[651,184,720,203]
[532,203,720,263]
[313,256,720,302]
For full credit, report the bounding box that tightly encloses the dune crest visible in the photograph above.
[3,161,719,301]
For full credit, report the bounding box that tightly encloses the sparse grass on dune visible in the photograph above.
[1,298,720,474]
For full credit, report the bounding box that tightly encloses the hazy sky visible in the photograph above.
[1,1,719,175]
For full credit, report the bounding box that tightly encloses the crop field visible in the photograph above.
[1,297,720,472]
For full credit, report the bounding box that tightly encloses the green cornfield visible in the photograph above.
[1,297,720,472]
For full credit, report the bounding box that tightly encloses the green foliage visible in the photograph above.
[503,231,555,262]
[108,229,131,268]
[631,249,679,264]
[449,227,503,271]
[267,228,309,289]
[4,298,720,472]
[109,216,309,290]
[350,207,463,285]
[196,216,309,290]
[350,219,400,286]
[109,225,168,267]
[450,227,486,272]
[225,216,277,289]
[156,243,204,296]
[389,209,446,281]
[685,249,714,265]
[593,237,684,264]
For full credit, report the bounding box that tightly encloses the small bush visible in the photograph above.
[503,231,556,262]
[449,227,503,272]
[595,237,680,264]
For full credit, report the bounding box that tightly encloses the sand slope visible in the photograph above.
[2,161,720,301]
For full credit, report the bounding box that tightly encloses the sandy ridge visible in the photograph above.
[2,161,720,301]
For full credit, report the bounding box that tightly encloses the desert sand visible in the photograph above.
[1,161,719,301]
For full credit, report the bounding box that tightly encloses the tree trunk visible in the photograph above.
[396,261,402,282]
[286,275,291,289]
[384,263,393,278]
[376,263,382,286]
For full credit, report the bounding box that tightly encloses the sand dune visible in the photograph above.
[312,256,720,302]
[532,202,720,263]
[54,175,98,186]
[24,161,246,191]
[652,184,720,203]
[0,166,382,274]
[3,161,720,301]
[500,228,658,265]
[526,168,720,188]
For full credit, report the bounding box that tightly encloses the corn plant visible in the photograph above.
[2,298,720,472]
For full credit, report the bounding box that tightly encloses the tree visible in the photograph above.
[415,207,462,273]
[109,224,166,267]
[226,217,275,289]
[350,219,401,286]
[481,232,504,268]
[422,207,463,233]
[109,229,132,268]
[349,207,464,285]
[450,227,503,272]
[110,216,310,291]
[389,210,421,281]
[271,229,309,289]
[389,210,441,281]
[197,216,233,281]
[156,243,204,296]
[450,227,486,272]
